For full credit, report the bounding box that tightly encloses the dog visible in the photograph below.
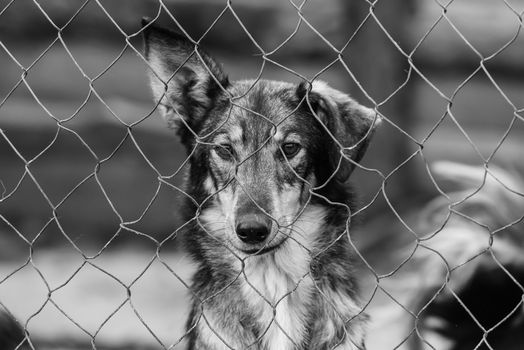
[0,310,26,350]
[141,18,380,350]
[409,162,524,350]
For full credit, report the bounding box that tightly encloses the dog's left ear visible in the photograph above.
[141,18,229,144]
[298,81,381,182]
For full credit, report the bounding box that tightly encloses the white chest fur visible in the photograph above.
[241,240,314,350]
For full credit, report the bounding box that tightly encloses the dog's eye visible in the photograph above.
[214,144,234,160]
[281,142,301,158]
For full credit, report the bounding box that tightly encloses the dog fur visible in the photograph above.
[141,19,380,350]
[409,162,524,350]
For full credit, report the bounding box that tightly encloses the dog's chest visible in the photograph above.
[240,248,313,350]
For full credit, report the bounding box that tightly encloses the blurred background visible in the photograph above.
[1,0,523,349]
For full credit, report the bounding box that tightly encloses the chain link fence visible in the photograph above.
[1,0,524,349]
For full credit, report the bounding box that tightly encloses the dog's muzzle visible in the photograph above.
[235,213,271,245]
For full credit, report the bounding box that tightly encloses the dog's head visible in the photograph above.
[142,19,380,255]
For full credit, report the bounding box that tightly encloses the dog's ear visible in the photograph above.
[141,18,229,143]
[297,81,381,182]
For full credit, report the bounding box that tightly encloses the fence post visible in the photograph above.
[340,0,421,205]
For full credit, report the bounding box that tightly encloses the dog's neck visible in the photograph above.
[238,206,324,350]
[236,204,365,350]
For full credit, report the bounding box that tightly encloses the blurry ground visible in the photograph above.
[0,248,194,349]
[0,220,461,350]
[1,0,524,349]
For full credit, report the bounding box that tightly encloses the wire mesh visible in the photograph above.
[1,0,524,349]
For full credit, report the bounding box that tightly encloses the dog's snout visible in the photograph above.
[235,215,271,244]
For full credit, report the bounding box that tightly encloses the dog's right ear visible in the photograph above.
[297,81,381,182]
[141,18,229,143]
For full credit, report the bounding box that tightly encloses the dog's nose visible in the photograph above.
[235,215,271,244]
